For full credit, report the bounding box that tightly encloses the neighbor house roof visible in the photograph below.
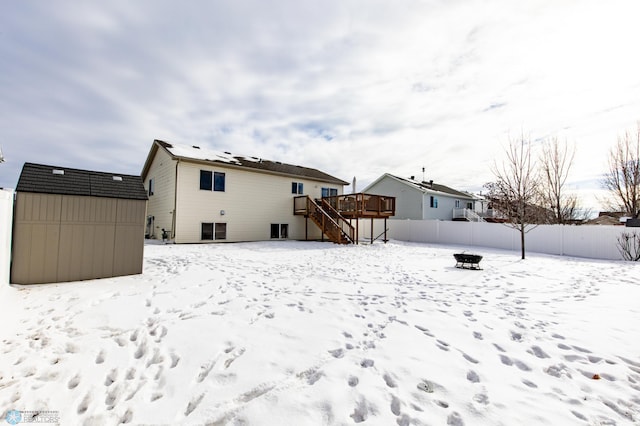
[141,139,349,185]
[16,163,148,200]
[365,173,477,200]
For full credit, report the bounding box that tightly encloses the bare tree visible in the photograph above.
[617,231,640,261]
[485,134,541,259]
[539,137,579,223]
[602,125,640,218]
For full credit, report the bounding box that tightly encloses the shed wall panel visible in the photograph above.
[113,199,146,276]
[11,193,145,284]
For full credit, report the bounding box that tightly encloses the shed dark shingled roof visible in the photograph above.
[16,163,148,200]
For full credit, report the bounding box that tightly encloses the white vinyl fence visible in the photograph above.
[1,189,13,284]
[358,219,631,261]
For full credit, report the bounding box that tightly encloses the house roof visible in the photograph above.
[365,173,477,200]
[16,163,148,200]
[141,139,349,185]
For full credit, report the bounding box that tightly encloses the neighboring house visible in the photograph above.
[141,139,350,243]
[362,173,480,221]
[12,163,148,284]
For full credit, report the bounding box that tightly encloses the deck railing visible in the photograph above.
[453,208,485,222]
[323,193,396,218]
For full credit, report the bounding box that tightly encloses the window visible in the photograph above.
[455,200,460,208]
[215,223,227,239]
[214,172,225,191]
[467,202,473,209]
[202,222,227,240]
[200,171,225,192]
[200,170,212,190]
[270,224,288,239]
[430,196,438,208]
[321,187,338,198]
[292,182,303,194]
[148,178,154,196]
[201,223,213,240]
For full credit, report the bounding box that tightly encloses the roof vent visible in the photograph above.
[192,145,200,149]
[53,169,65,175]
[410,175,415,180]
[113,176,123,181]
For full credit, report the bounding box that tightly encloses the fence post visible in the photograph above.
[1,189,14,285]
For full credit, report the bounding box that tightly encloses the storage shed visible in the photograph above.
[11,163,148,284]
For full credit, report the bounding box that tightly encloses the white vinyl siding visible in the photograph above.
[174,162,342,243]
[143,148,176,239]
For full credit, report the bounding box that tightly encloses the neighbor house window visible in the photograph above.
[430,196,438,208]
[321,187,338,197]
[200,171,226,192]
[202,223,227,240]
[148,178,154,196]
[271,224,288,239]
[292,182,303,194]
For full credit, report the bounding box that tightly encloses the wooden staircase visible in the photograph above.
[294,196,355,244]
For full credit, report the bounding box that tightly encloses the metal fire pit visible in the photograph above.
[453,253,483,270]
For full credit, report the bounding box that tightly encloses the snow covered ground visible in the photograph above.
[1,240,639,425]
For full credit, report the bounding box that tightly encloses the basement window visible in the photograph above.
[270,224,288,239]
[202,222,227,240]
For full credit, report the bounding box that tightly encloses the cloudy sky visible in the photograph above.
[1,1,640,211]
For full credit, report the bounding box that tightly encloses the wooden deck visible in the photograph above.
[294,193,396,244]
[317,193,395,219]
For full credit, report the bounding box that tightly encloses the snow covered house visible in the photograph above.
[11,163,148,284]
[363,173,481,221]
[141,140,356,243]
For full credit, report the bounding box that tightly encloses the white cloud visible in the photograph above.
[1,0,639,212]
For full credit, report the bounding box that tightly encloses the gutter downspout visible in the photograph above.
[172,159,179,240]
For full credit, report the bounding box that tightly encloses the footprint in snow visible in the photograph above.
[466,370,480,383]
[104,369,117,386]
[67,374,81,389]
[328,348,344,359]
[383,373,397,388]
[528,345,550,359]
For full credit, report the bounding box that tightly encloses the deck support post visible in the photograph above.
[370,218,373,244]
[384,218,388,243]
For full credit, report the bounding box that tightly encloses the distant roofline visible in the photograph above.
[365,173,477,200]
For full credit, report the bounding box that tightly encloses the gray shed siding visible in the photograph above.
[11,193,146,284]
[11,163,147,285]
